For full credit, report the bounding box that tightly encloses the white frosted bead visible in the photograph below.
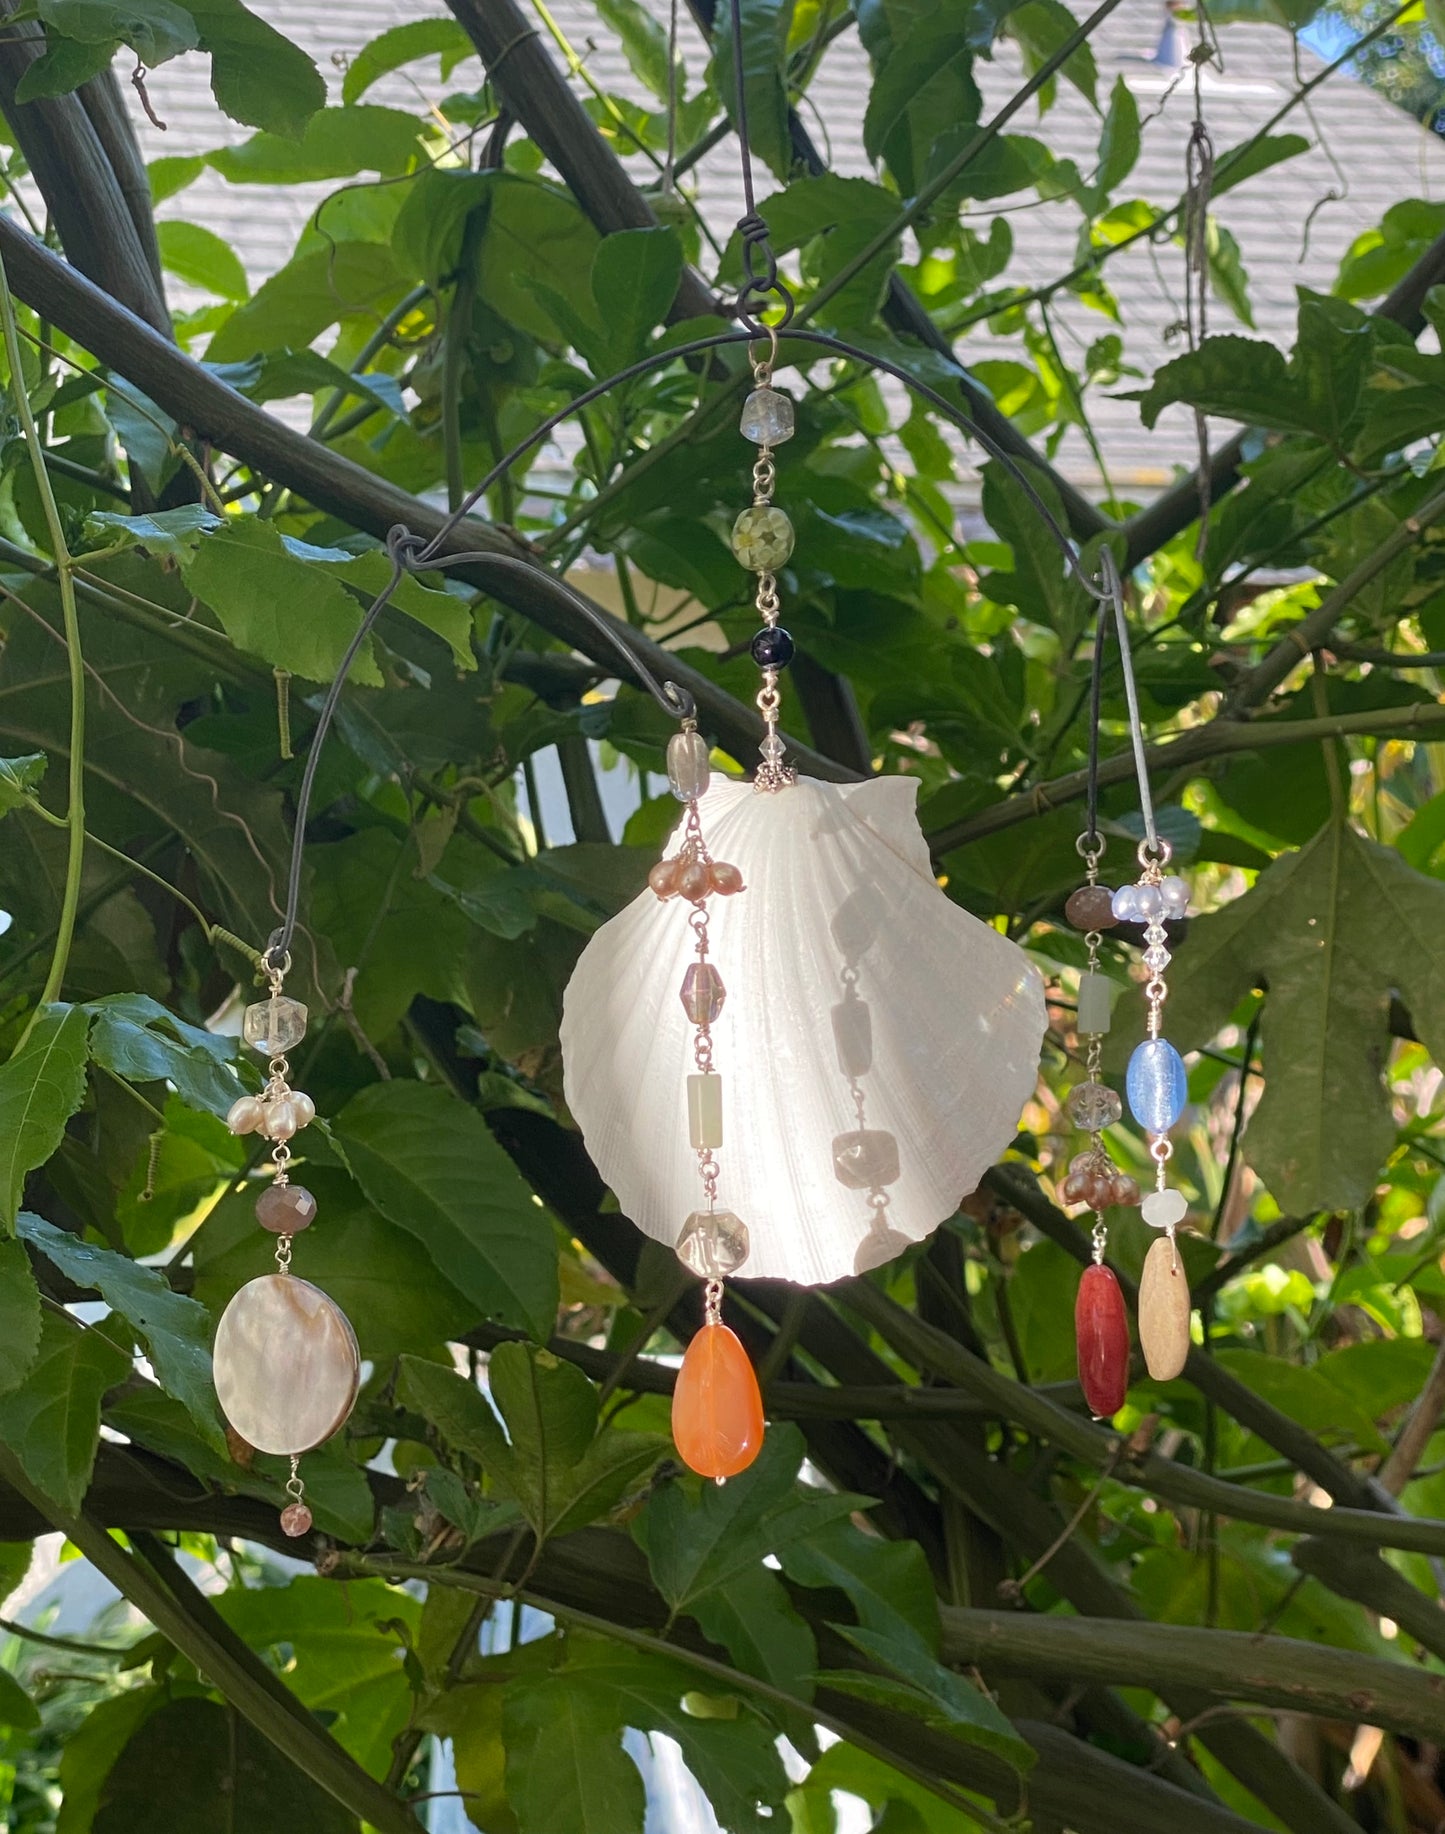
[687,1073,723,1149]
[739,386,795,445]
[833,1128,900,1190]
[1141,1187,1188,1231]
[1076,972,1114,1036]
[831,996,873,1078]
[666,729,711,802]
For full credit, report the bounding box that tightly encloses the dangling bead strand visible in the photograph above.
[660,738,762,1480]
[1117,844,1193,1382]
[734,345,797,794]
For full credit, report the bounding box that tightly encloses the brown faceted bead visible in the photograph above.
[256,1182,317,1235]
[1065,884,1117,932]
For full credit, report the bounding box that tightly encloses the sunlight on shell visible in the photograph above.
[561,774,1047,1286]
[213,1274,360,1456]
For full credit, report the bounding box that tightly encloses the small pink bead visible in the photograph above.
[648,857,680,900]
[709,861,745,895]
[677,857,712,901]
[280,1502,313,1538]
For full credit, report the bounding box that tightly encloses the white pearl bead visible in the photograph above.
[226,1096,265,1136]
[263,1100,299,1142]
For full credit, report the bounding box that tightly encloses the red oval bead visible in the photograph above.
[671,1323,765,1479]
[1075,1263,1130,1419]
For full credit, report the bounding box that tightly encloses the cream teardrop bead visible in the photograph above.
[226,1096,265,1136]
[262,1099,299,1142]
[214,1275,360,1456]
[1139,1236,1192,1381]
[288,1090,317,1128]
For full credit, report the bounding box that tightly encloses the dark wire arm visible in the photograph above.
[265,322,1119,969]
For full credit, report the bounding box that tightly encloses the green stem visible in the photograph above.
[0,251,85,1029]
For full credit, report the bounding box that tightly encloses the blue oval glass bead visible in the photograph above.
[1127,1039,1188,1133]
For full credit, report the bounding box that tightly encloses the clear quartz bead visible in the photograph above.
[666,729,711,802]
[687,1073,723,1149]
[832,1128,901,1190]
[242,994,307,1055]
[680,963,726,1025]
[759,732,786,762]
[676,1209,750,1278]
[1142,945,1172,974]
[1068,1080,1123,1131]
[831,996,873,1077]
[740,387,795,445]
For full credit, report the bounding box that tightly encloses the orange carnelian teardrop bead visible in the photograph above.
[672,1323,764,1479]
[1075,1262,1130,1419]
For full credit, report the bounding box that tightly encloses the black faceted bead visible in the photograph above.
[750,626,795,669]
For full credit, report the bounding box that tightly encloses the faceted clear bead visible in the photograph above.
[760,732,786,762]
[831,995,873,1078]
[1076,971,1114,1037]
[243,994,307,1056]
[687,1073,723,1149]
[666,728,711,802]
[832,1128,901,1190]
[1068,1080,1123,1131]
[675,1209,750,1278]
[1127,1039,1188,1134]
[740,386,795,445]
[731,505,794,571]
[1142,945,1172,974]
[680,963,726,1025]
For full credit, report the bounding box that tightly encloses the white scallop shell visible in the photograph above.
[560,773,1047,1286]
[213,1274,360,1456]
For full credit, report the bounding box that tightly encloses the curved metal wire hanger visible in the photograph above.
[262,0,1154,968]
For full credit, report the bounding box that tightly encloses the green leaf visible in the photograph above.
[1130,820,1445,1211]
[205,106,425,184]
[859,3,981,197]
[0,1005,90,1235]
[179,518,383,683]
[826,1623,1035,1776]
[1337,199,1445,303]
[207,349,403,417]
[85,990,242,1118]
[1210,131,1311,199]
[19,1212,225,1449]
[91,1695,359,1832]
[795,1742,979,1834]
[0,1309,128,1513]
[155,221,249,300]
[0,1240,42,1399]
[183,0,325,138]
[593,0,677,100]
[0,752,47,813]
[590,227,683,366]
[1093,73,1140,197]
[341,17,474,103]
[58,1687,168,1834]
[714,0,794,184]
[641,1424,865,1614]
[15,34,118,100]
[0,1661,38,1729]
[217,1577,418,1776]
[204,242,405,362]
[689,1564,817,1697]
[778,1518,941,1654]
[503,1667,647,1834]
[1006,0,1096,105]
[37,0,197,63]
[84,506,219,562]
[335,1081,559,1339]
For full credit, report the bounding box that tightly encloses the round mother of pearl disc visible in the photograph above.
[214,1275,360,1456]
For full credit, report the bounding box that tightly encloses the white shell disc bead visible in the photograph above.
[213,1274,360,1456]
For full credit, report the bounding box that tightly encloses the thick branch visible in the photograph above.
[941,1609,1445,1742]
[1291,1538,1445,1664]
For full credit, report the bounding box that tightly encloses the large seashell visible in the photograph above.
[561,774,1047,1285]
[213,1274,360,1456]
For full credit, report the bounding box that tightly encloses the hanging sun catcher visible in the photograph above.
[213,950,360,1538]
[559,337,1049,1478]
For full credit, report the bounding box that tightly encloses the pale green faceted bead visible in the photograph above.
[666,728,711,801]
[242,994,307,1055]
[687,1073,723,1150]
[831,996,873,1078]
[740,386,795,445]
[731,504,794,571]
[676,1208,750,1278]
[1077,971,1115,1037]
